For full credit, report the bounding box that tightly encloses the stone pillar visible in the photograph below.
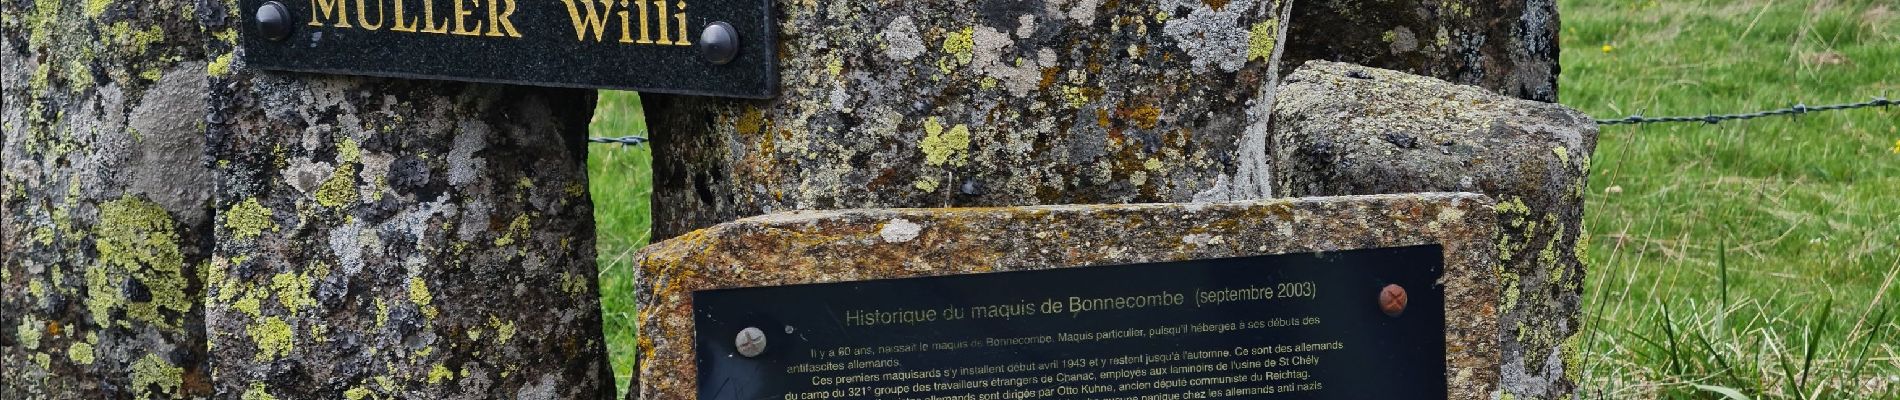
[1271,61,1597,399]
[3,0,214,397]
[199,15,612,400]
[649,0,1296,239]
[5,0,612,398]
[1281,0,1561,102]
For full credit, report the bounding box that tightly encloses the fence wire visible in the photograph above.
[587,135,650,146]
[587,96,1896,145]
[1595,96,1893,126]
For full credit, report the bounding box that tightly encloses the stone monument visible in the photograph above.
[4,0,1592,397]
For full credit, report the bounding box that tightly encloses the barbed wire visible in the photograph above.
[585,96,1896,145]
[587,135,649,146]
[1595,96,1892,126]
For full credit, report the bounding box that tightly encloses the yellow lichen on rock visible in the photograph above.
[208,53,234,77]
[250,317,295,361]
[410,277,439,318]
[242,382,279,400]
[271,272,316,314]
[17,314,43,350]
[233,289,263,317]
[344,386,372,400]
[1247,20,1278,62]
[919,117,972,167]
[428,364,455,384]
[339,138,362,163]
[131,354,183,398]
[490,316,517,343]
[226,197,277,240]
[316,164,360,208]
[92,196,192,330]
[68,341,95,365]
[409,277,433,306]
[938,27,975,74]
[913,176,941,192]
[85,0,111,17]
[494,214,532,246]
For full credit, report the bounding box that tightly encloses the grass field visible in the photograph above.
[587,1,1899,398]
[1564,0,1896,398]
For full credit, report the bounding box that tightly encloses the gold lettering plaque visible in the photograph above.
[240,0,775,97]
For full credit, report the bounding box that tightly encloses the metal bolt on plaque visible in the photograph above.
[699,22,739,65]
[1380,284,1408,317]
[254,1,292,42]
[735,327,767,357]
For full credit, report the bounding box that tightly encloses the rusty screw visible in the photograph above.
[1379,284,1408,317]
[735,327,767,357]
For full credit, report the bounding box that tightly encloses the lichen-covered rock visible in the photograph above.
[1270,61,1596,399]
[648,0,1295,239]
[1281,0,1560,102]
[191,7,611,400]
[633,193,1500,399]
[2,0,214,397]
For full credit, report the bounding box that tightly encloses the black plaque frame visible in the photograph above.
[692,245,1450,399]
[237,0,777,98]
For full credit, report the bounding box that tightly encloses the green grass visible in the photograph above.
[588,91,650,399]
[589,1,1899,397]
[1563,0,1898,398]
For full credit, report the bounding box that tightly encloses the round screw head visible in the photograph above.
[1379,284,1408,317]
[256,1,293,41]
[699,22,740,65]
[735,327,766,357]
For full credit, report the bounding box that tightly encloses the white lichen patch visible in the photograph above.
[969,26,1053,97]
[327,221,367,275]
[446,124,488,186]
[829,83,850,112]
[879,218,923,243]
[1162,0,1261,73]
[1053,0,1107,25]
[880,16,924,61]
[1016,15,1038,38]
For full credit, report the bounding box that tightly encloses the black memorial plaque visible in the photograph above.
[693,245,1450,399]
[237,0,776,97]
